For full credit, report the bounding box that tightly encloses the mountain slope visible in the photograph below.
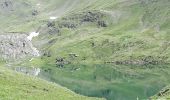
[30,0,169,100]
[0,0,170,100]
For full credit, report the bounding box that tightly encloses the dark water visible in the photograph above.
[39,64,170,100]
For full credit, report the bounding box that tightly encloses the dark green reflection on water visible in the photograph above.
[40,64,170,100]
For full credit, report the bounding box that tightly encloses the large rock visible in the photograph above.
[0,33,39,61]
[0,0,13,12]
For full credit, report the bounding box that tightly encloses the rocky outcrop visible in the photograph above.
[57,10,110,29]
[0,0,13,12]
[15,67,40,76]
[0,33,39,61]
[158,88,170,97]
[39,10,110,38]
[55,57,70,68]
[105,56,168,65]
[32,10,38,16]
[42,10,120,39]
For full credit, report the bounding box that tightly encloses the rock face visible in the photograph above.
[15,67,41,76]
[0,0,13,12]
[57,11,108,28]
[0,33,39,61]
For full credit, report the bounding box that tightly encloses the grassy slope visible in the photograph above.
[0,0,119,32]
[0,65,104,100]
[1,0,170,100]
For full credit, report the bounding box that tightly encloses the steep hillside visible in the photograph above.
[0,0,170,100]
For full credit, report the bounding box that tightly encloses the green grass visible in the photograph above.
[0,66,104,100]
[31,0,169,99]
[0,0,170,100]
